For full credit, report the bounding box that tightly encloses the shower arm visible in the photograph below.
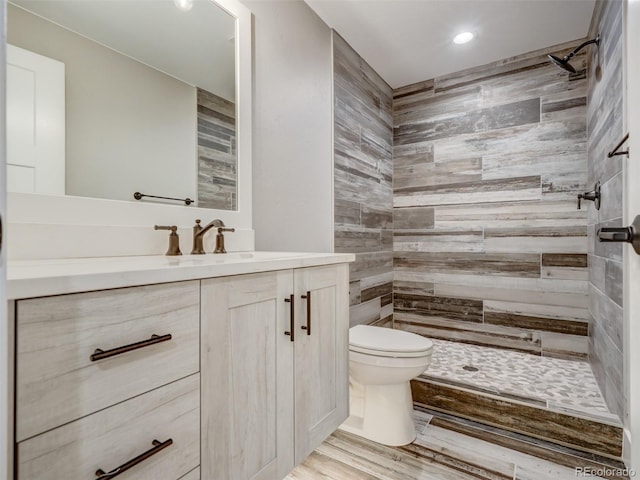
[562,36,600,61]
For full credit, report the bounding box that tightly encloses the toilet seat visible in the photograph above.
[349,325,433,358]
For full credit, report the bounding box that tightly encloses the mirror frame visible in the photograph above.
[7,0,252,231]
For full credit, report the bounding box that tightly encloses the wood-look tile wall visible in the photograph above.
[587,0,625,418]
[392,42,591,357]
[197,88,237,211]
[333,32,394,327]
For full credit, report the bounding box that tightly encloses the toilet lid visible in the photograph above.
[349,325,433,356]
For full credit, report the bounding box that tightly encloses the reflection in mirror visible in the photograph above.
[7,0,238,210]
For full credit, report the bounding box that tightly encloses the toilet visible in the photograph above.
[339,325,433,446]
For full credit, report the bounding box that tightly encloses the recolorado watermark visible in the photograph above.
[575,466,636,477]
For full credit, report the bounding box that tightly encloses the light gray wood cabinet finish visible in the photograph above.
[201,265,350,480]
[12,262,351,480]
[180,467,201,480]
[201,270,295,480]
[16,280,200,441]
[293,264,349,464]
[18,374,200,480]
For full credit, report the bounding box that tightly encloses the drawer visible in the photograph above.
[16,281,200,441]
[18,374,200,480]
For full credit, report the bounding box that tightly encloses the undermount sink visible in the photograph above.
[159,251,312,266]
[7,251,355,300]
[9,251,315,272]
[181,251,310,261]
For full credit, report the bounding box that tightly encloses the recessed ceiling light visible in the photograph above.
[174,0,193,12]
[453,32,475,45]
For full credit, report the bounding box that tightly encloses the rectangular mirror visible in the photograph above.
[8,0,240,211]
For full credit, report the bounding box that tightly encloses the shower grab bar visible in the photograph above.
[608,133,629,158]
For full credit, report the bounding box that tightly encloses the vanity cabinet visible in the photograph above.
[9,256,352,480]
[201,263,349,480]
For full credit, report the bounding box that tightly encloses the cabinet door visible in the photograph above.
[293,264,349,464]
[201,271,294,480]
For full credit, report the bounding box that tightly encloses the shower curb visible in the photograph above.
[414,406,629,480]
[411,377,623,460]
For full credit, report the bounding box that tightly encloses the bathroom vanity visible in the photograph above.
[7,252,353,480]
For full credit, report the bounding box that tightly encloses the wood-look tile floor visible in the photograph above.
[286,411,612,480]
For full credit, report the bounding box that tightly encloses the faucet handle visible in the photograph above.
[214,227,235,254]
[576,181,601,211]
[154,225,182,256]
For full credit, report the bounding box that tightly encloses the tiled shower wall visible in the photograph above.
[587,0,625,418]
[333,32,394,327]
[392,43,591,357]
[197,88,237,210]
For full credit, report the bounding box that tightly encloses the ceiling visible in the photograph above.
[305,0,596,89]
[10,0,236,101]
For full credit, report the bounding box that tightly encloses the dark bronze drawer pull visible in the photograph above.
[95,438,173,479]
[301,291,311,335]
[284,295,295,342]
[90,334,172,362]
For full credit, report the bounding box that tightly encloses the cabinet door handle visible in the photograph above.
[95,438,173,479]
[301,291,311,335]
[90,334,172,362]
[284,295,295,341]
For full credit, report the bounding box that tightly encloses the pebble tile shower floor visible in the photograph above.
[424,339,615,420]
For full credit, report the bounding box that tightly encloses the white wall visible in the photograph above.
[8,4,197,203]
[243,0,333,253]
[1,1,8,477]
[625,0,640,470]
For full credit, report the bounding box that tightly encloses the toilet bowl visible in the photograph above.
[339,325,433,446]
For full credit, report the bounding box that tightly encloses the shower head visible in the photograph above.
[548,35,600,73]
[547,54,577,73]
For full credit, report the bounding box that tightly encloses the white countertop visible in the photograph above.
[8,251,355,300]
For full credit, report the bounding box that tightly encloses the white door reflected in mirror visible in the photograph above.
[7,45,65,195]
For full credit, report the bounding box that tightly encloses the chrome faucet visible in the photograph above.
[191,219,235,254]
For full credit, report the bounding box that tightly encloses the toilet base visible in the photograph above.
[338,378,416,446]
